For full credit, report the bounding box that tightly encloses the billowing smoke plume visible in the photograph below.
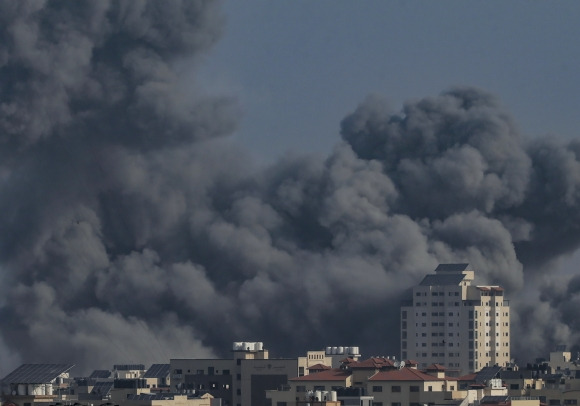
[0,0,579,376]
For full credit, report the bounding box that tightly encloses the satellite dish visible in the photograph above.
[400,361,405,369]
[394,361,401,368]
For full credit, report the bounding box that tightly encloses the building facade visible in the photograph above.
[400,264,511,375]
[170,342,340,406]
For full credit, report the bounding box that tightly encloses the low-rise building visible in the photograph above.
[0,364,75,406]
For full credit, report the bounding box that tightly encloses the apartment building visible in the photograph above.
[170,342,340,406]
[401,263,511,376]
[366,365,455,406]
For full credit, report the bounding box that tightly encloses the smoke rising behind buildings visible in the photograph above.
[0,0,579,375]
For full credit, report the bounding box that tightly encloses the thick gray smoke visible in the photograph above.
[0,0,579,377]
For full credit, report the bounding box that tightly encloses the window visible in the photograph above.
[276,402,287,406]
[510,384,519,390]
[313,386,325,391]
[236,389,241,395]
[392,386,401,393]
[373,386,383,392]
[197,369,204,375]
[428,386,433,392]
[564,400,577,405]
[391,403,401,406]
[223,369,230,375]
[236,373,241,380]
[410,386,420,392]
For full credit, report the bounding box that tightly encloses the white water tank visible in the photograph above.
[18,384,26,395]
[330,391,337,401]
[45,383,53,395]
[326,346,332,354]
[338,346,344,354]
[350,346,360,355]
[256,342,263,351]
[331,346,338,354]
[314,390,322,401]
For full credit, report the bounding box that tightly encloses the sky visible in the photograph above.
[196,1,580,163]
[1,0,580,377]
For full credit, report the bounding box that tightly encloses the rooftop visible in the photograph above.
[347,357,395,369]
[143,364,170,379]
[1,364,75,384]
[420,273,467,286]
[369,367,446,382]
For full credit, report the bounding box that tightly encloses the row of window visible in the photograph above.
[415,291,461,297]
[412,322,460,327]
[415,342,459,347]
[429,352,461,357]
[415,302,462,307]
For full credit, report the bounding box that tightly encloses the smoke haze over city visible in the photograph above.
[1,0,580,375]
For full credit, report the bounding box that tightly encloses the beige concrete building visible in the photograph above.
[401,264,511,375]
[170,342,335,406]
[367,364,460,406]
[548,346,580,374]
[122,392,217,406]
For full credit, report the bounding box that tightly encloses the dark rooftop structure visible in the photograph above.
[143,364,170,379]
[480,395,510,405]
[114,364,145,371]
[474,366,502,384]
[420,273,467,286]
[1,364,74,384]
[92,381,114,395]
[89,370,112,379]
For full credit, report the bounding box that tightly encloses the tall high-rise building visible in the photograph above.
[400,263,510,376]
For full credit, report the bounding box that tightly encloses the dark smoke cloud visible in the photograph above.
[0,0,579,377]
